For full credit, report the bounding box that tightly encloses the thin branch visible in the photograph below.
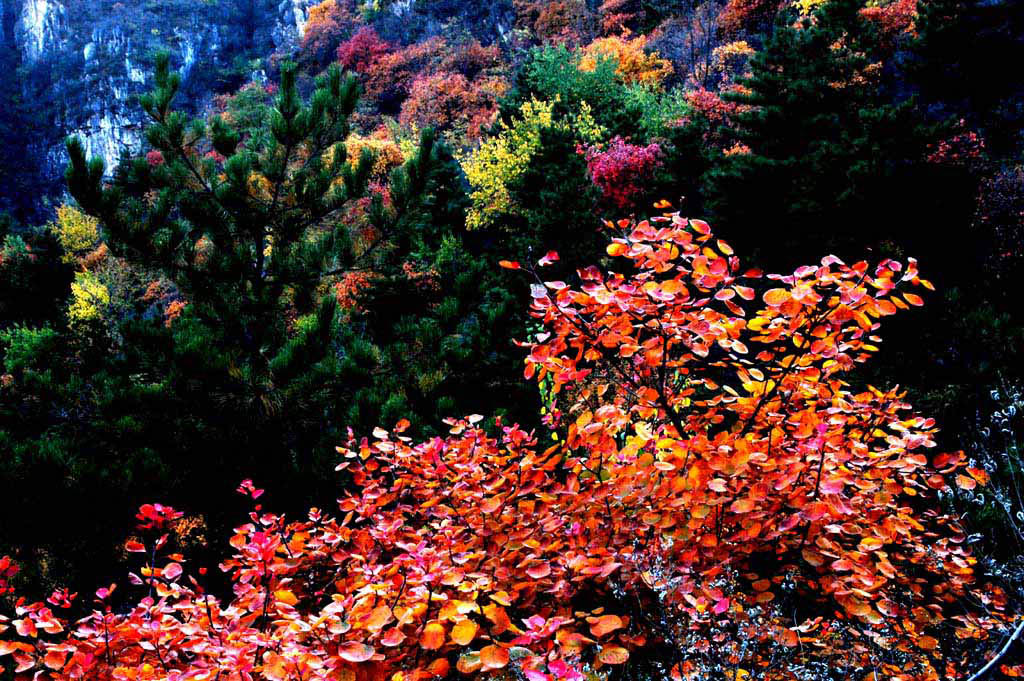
[966,619,1024,681]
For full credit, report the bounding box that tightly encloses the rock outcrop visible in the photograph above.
[0,0,313,204]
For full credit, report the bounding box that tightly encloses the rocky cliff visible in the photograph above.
[0,0,322,217]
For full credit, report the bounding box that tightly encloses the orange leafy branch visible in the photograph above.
[0,213,1013,681]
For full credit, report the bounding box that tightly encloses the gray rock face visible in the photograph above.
[3,0,311,183]
[15,0,66,62]
[272,0,318,51]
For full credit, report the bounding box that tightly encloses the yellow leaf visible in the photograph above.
[275,590,298,606]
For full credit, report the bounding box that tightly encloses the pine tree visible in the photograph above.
[65,53,439,464]
[0,54,442,595]
[702,0,935,265]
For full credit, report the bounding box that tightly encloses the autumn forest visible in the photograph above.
[0,0,1023,679]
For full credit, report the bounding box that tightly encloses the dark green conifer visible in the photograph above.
[703,0,933,265]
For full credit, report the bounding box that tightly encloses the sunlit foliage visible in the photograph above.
[0,215,1013,681]
[579,34,673,87]
[461,98,603,230]
[48,204,100,265]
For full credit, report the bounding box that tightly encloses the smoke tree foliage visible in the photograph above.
[0,213,1014,681]
[582,137,664,211]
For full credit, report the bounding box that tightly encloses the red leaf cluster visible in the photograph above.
[515,0,595,46]
[0,557,17,596]
[336,27,393,74]
[859,0,918,49]
[398,71,505,141]
[134,503,183,531]
[582,137,664,211]
[0,215,1013,681]
[718,0,784,36]
[300,0,362,69]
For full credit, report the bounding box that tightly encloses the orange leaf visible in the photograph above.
[730,498,755,513]
[589,614,624,638]
[858,537,884,552]
[451,619,478,646]
[43,650,67,670]
[262,652,287,681]
[480,645,509,670]
[689,219,711,235]
[480,496,502,513]
[457,653,481,674]
[426,659,450,676]
[955,474,976,490]
[597,646,630,665]
[966,467,990,485]
[420,621,445,650]
[275,589,297,606]
[380,628,406,647]
[763,289,790,306]
[661,279,686,295]
[526,562,551,579]
[365,604,392,631]
[607,242,628,257]
[498,260,520,270]
[483,604,511,634]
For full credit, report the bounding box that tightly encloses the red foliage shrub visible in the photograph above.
[582,136,663,211]
[399,71,505,141]
[163,300,188,327]
[860,0,917,49]
[0,556,17,596]
[299,0,361,69]
[361,37,448,113]
[926,119,986,170]
[684,87,740,127]
[598,0,639,34]
[439,40,503,80]
[680,86,751,147]
[0,218,1014,681]
[336,26,393,74]
[719,0,783,36]
[334,271,378,312]
[515,0,595,45]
